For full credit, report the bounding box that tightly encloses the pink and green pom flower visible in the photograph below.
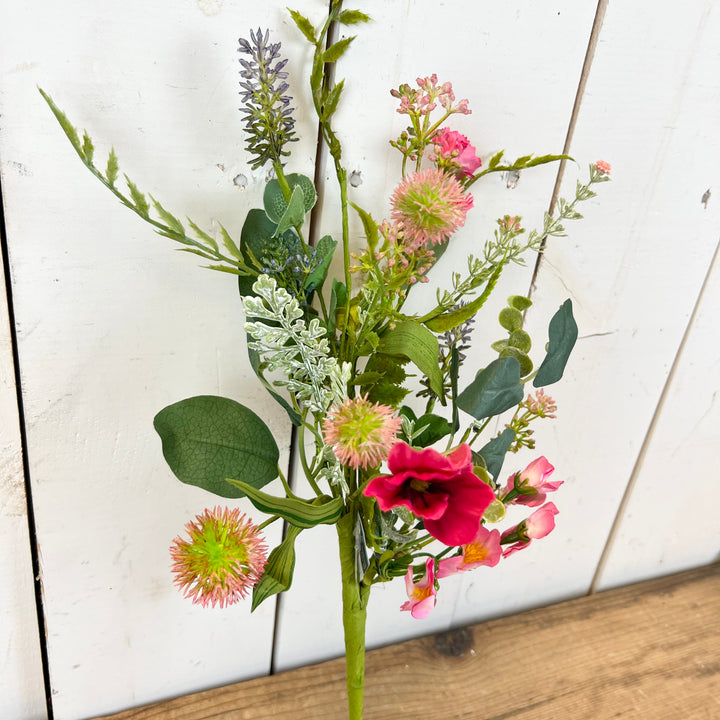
[323,395,401,470]
[170,506,268,608]
[390,168,473,248]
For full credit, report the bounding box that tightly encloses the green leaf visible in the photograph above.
[81,131,94,163]
[186,217,219,253]
[225,479,344,529]
[457,357,524,420]
[350,202,379,251]
[488,150,505,170]
[412,413,453,448]
[320,78,345,120]
[508,329,532,353]
[508,295,532,311]
[424,260,504,332]
[500,346,533,376]
[499,307,523,332]
[106,149,119,187]
[263,174,316,223]
[150,195,184,235]
[533,299,578,387]
[377,321,443,397]
[328,279,347,336]
[241,208,277,266]
[124,175,149,216]
[153,395,279,498]
[337,9,372,24]
[38,88,81,151]
[304,235,337,292]
[251,525,302,611]
[323,36,355,63]
[218,222,242,260]
[275,184,306,236]
[478,427,516,482]
[288,8,316,43]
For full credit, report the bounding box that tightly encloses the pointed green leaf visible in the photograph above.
[106,148,119,187]
[251,525,302,611]
[124,175,149,216]
[323,36,355,63]
[275,184,306,236]
[304,235,337,292]
[81,131,94,163]
[377,321,442,397]
[350,202,379,251]
[457,357,524,420]
[337,9,371,24]
[153,395,279,498]
[150,195,184,235]
[411,413,453,448]
[225,479,344,529]
[478,428,516,482]
[533,299,578,387]
[38,88,81,151]
[321,79,345,120]
[288,8,316,43]
[186,217,219,253]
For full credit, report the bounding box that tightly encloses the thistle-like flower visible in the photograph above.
[323,395,401,470]
[390,168,473,248]
[170,507,268,608]
[238,28,297,169]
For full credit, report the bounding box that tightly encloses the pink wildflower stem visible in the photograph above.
[337,510,370,720]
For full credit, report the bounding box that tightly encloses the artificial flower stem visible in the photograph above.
[337,511,370,720]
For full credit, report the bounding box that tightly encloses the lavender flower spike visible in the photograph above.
[238,28,298,170]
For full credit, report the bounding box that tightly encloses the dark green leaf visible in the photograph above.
[153,395,279,498]
[478,428,516,482]
[533,299,578,387]
[225,479,343,528]
[377,321,442,397]
[499,346,533,377]
[412,414,453,448]
[251,525,302,611]
[457,357,524,420]
[304,235,337,292]
[275,184,306,236]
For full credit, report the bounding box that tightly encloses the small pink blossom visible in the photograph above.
[170,507,268,608]
[390,168,473,248]
[323,395,401,470]
[502,457,562,507]
[432,128,482,177]
[401,558,437,618]
[437,525,502,578]
[594,160,611,176]
[524,389,557,418]
[501,502,559,557]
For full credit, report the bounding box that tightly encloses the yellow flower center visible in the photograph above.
[463,542,488,564]
[412,585,434,602]
[409,478,430,493]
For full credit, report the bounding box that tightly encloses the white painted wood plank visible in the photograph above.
[0,1,319,717]
[0,243,47,718]
[526,2,720,593]
[274,0,602,671]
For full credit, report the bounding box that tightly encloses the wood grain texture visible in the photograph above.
[92,563,720,720]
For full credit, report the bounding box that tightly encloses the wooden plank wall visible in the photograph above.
[0,1,718,718]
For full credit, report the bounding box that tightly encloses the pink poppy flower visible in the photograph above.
[437,525,502,578]
[363,442,495,546]
[432,127,482,177]
[501,456,562,507]
[501,502,559,557]
[400,558,437,618]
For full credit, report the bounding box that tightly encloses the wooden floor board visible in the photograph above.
[93,563,720,720]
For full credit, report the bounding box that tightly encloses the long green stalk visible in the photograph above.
[337,511,370,720]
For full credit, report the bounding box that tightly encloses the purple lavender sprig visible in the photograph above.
[238,28,298,170]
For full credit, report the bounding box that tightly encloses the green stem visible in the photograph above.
[337,511,370,720]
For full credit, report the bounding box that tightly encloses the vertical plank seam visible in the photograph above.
[0,171,54,717]
[269,0,337,675]
[589,233,720,593]
[528,0,609,293]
